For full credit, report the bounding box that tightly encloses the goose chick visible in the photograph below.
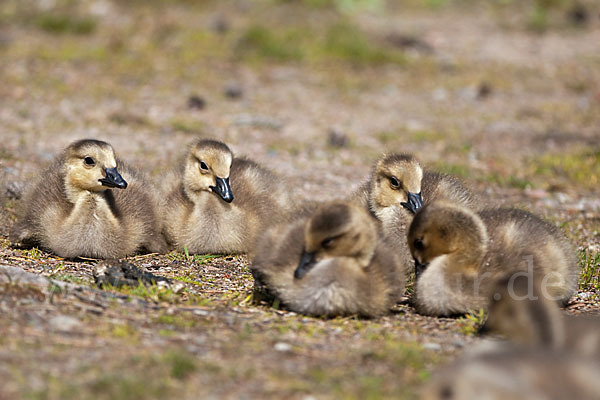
[354,153,479,224]
[423,347,600,400]
[251,201,405,317]
[481,275,600,356]
[353,154,480,271]
[161,139,293,254]
[10,139,167,258]
[407,201,578,316]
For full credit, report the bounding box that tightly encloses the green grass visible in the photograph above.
[579,248,600,291]
[324,22,405,66]
[430,162,471,178]
[484,172,533,190]
[169,118,207,135]
[534,149,600,190]
[25,349,198,400]
[34,14,97,35]
[102,282,211,306]
[236,25,304,62]
[236,21,406,66]
[459,308,486,336]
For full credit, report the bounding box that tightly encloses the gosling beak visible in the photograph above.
[401,192,423,215]
[210,177,234,203]
[414,258,428,280]
[99,167,127,189]
[294,250,316,279]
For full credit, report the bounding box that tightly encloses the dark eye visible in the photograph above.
[413,238,424,251]
[84,157,95,166]
[199,161,208,171]
[321,238,334,249]
[389,176,400,188]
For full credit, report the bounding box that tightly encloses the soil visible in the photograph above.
[1,0,599,398]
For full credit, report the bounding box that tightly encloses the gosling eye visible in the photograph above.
[321,238,334,249]
[199,161,209,171]
[413,238,425,251]
[83,157,95,166]
[389,176,400,189]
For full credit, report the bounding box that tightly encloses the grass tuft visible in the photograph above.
[534,149,600,190]
[34,14,97,35]
[237,25,304,62]
[578,248,600,291]
[324,22,405,66]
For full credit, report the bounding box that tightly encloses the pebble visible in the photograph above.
[274,342,292,352]
[5,181,24,200]
[423,342,442,351]
[49,315,81,332]
[327,129,348,148]
[187,95,206,110]
[224,84,243,99]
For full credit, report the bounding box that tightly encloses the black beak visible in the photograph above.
[210,177,234,203]
[99,167,127,189]
[294,251,316,279]
[414,258,428,280]
[401,192,423,214]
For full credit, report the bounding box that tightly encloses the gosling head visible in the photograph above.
[479,275,561,347]
[408,201,487,279]
[294,202,377,279]
[183,139,234,203]
[370,153,423,215]
[63,139,127,193]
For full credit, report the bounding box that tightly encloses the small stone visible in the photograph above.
[274,342,292,352]
[423,342,442,351]
[477,82,492,100]
[432,88,448,101]
[49,315,81,332]
[5,181,25,200]
[568,4,588,25]
[211,15,229,34]
[171,281,186,294]
[224,84,243,99]
[187,95,206,110]
[327,129,348,148]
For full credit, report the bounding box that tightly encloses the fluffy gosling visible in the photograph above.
[10,139,166,258]
[422,347,600,400]
[161,139,294,254]
[251,201,405,317]
[481,275,600,356]
[408,201,578,316]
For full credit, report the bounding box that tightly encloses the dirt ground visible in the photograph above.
[1,0,600,398]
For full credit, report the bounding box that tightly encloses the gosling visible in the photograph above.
[422,347,600,400]
[161,139,294,254]
[353,153,479,223]
[353,154,480,269]
[251,201,405,317]
[408,201,578,316]
[10,139,167,259]
[481,275,600,357]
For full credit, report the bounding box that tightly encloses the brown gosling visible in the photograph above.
[352,153,480,271]
[422,347,600,400]
[353,153,479,223]
[10,139,167,258]
[407,201,578,316]
[250,201,405,317]
[161,139,294,254]
[481,275,600,357]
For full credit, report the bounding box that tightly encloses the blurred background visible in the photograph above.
[0,0,599,398]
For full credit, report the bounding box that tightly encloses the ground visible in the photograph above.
[0,0,599,398]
